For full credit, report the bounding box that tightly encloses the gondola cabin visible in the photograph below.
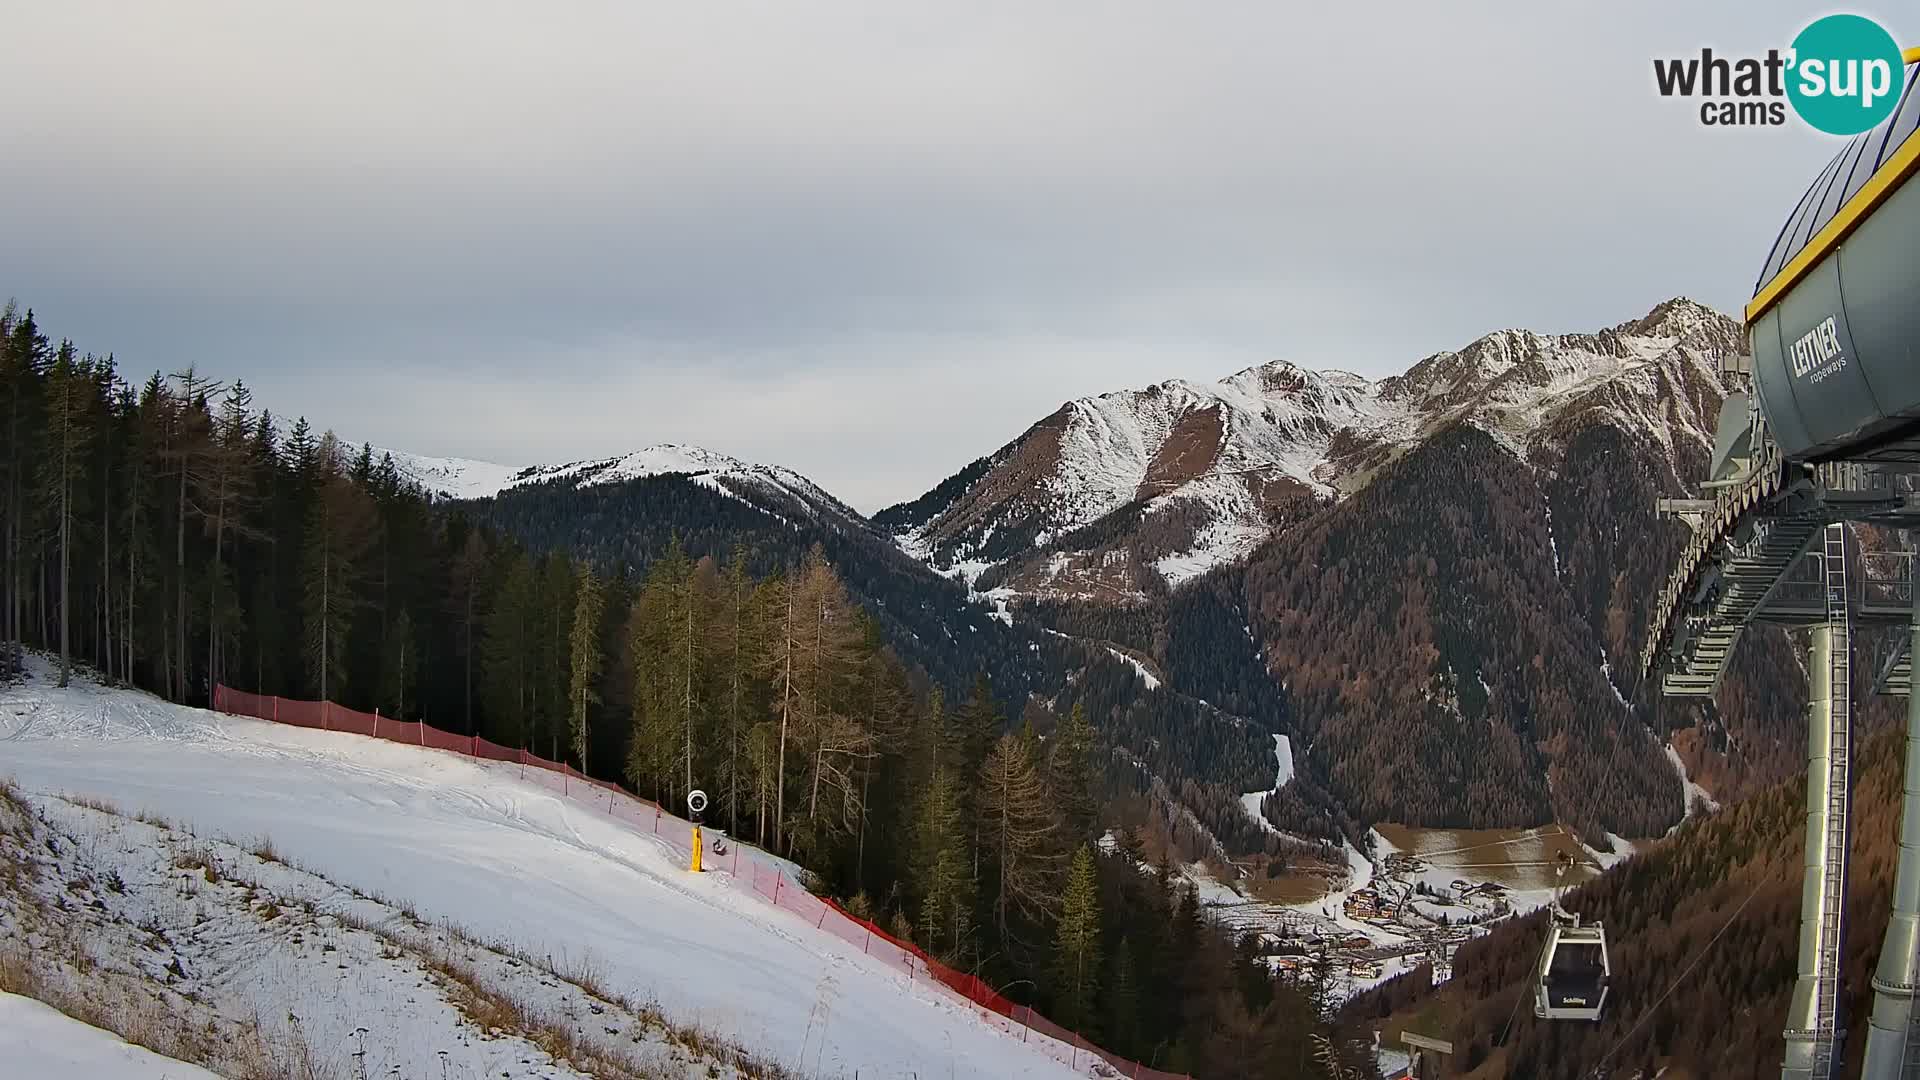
[1535,922,1609,1022]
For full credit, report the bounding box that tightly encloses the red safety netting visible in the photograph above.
[210,685,1187,1079]
[422,725,471,754]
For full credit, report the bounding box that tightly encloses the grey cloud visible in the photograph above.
[0,0,1889,509]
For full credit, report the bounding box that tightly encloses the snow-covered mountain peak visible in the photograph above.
[1376,300,1739,431]
[1221,357,1366,403]
[371,450,530,502]
[1614,295,1731,343]
[376,442,852,519]
[519,443,755,488]
[1317,368,1374,393]
[886,297,1741,600]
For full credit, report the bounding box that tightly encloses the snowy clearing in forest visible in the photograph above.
[1237,733,1294,834]
[1666,742,1721,821]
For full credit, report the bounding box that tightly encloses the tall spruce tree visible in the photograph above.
[852,632,910,887]
[1049,701,1098,844]
[540,551,576,760]
[37,343,94,687]
[1108,936,1139,1057]
[163,367,218,702]
[568,562,605,771]
[1053,844,1102,1034]
[627,541,689,801]
[201,380,261,695]
[1,306,51,660]
[89,357,119,682]
[378,607,417,719]
[121,374,169,686]
[448,529,488,732]
[302,436,378,703]
[915,763,972,963]
[482,550,538,746]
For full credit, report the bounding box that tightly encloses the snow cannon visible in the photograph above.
[687,789,708,873]
[1748,52,1920,462]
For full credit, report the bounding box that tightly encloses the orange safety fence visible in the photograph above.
[211,685,1189,1080]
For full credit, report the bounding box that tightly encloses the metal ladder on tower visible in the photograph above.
[1906,966,1920,1079]
[1905,551,1920,1080]
[1812,521,1853,1079]
[1906,766,1920,1075]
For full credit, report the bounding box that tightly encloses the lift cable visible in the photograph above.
[1501,852,1586,1046]
[1410,826,1565,860]
[1498,928,1555,1048]
[1583,876,1767,1078]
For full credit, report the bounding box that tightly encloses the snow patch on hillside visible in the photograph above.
[1268,733,1295,788]
[1599,648,1630,707]
[1105,647,1162,690]
[1155,521,1270,586]
[1583,832,1639,870]
[1667,743,1721,820]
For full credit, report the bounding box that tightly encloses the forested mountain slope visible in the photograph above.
[893,298,1813,841]
[454,460,1064,711]
[440,297,1815,846]
[421,441,1301,866]
[1243,425,1676,836]
[1227,304,1808,839]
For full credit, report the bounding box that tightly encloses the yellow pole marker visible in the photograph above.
[691,825,703,873]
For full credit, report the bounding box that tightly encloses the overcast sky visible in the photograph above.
[0,2,1895,510]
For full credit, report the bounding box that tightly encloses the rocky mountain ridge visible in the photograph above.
[880,297,1741,601]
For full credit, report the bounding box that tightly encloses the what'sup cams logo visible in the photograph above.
[1654,14,1910,134]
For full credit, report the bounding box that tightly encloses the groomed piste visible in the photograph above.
[0,657,1168,1078]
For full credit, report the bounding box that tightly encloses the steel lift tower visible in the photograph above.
[1644,51,1920,1080]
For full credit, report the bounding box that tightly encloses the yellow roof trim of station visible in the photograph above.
[1747,50,1920,326]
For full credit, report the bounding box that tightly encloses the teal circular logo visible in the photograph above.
[1787,15,1907,135]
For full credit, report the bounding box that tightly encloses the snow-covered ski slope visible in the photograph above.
[0,666,1091,1079]
[0,992,221,1080]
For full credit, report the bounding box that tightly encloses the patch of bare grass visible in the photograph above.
[248,834,282,864]
[171,845,222,885]
[0,799,335,1079]
[65,792,120,817]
